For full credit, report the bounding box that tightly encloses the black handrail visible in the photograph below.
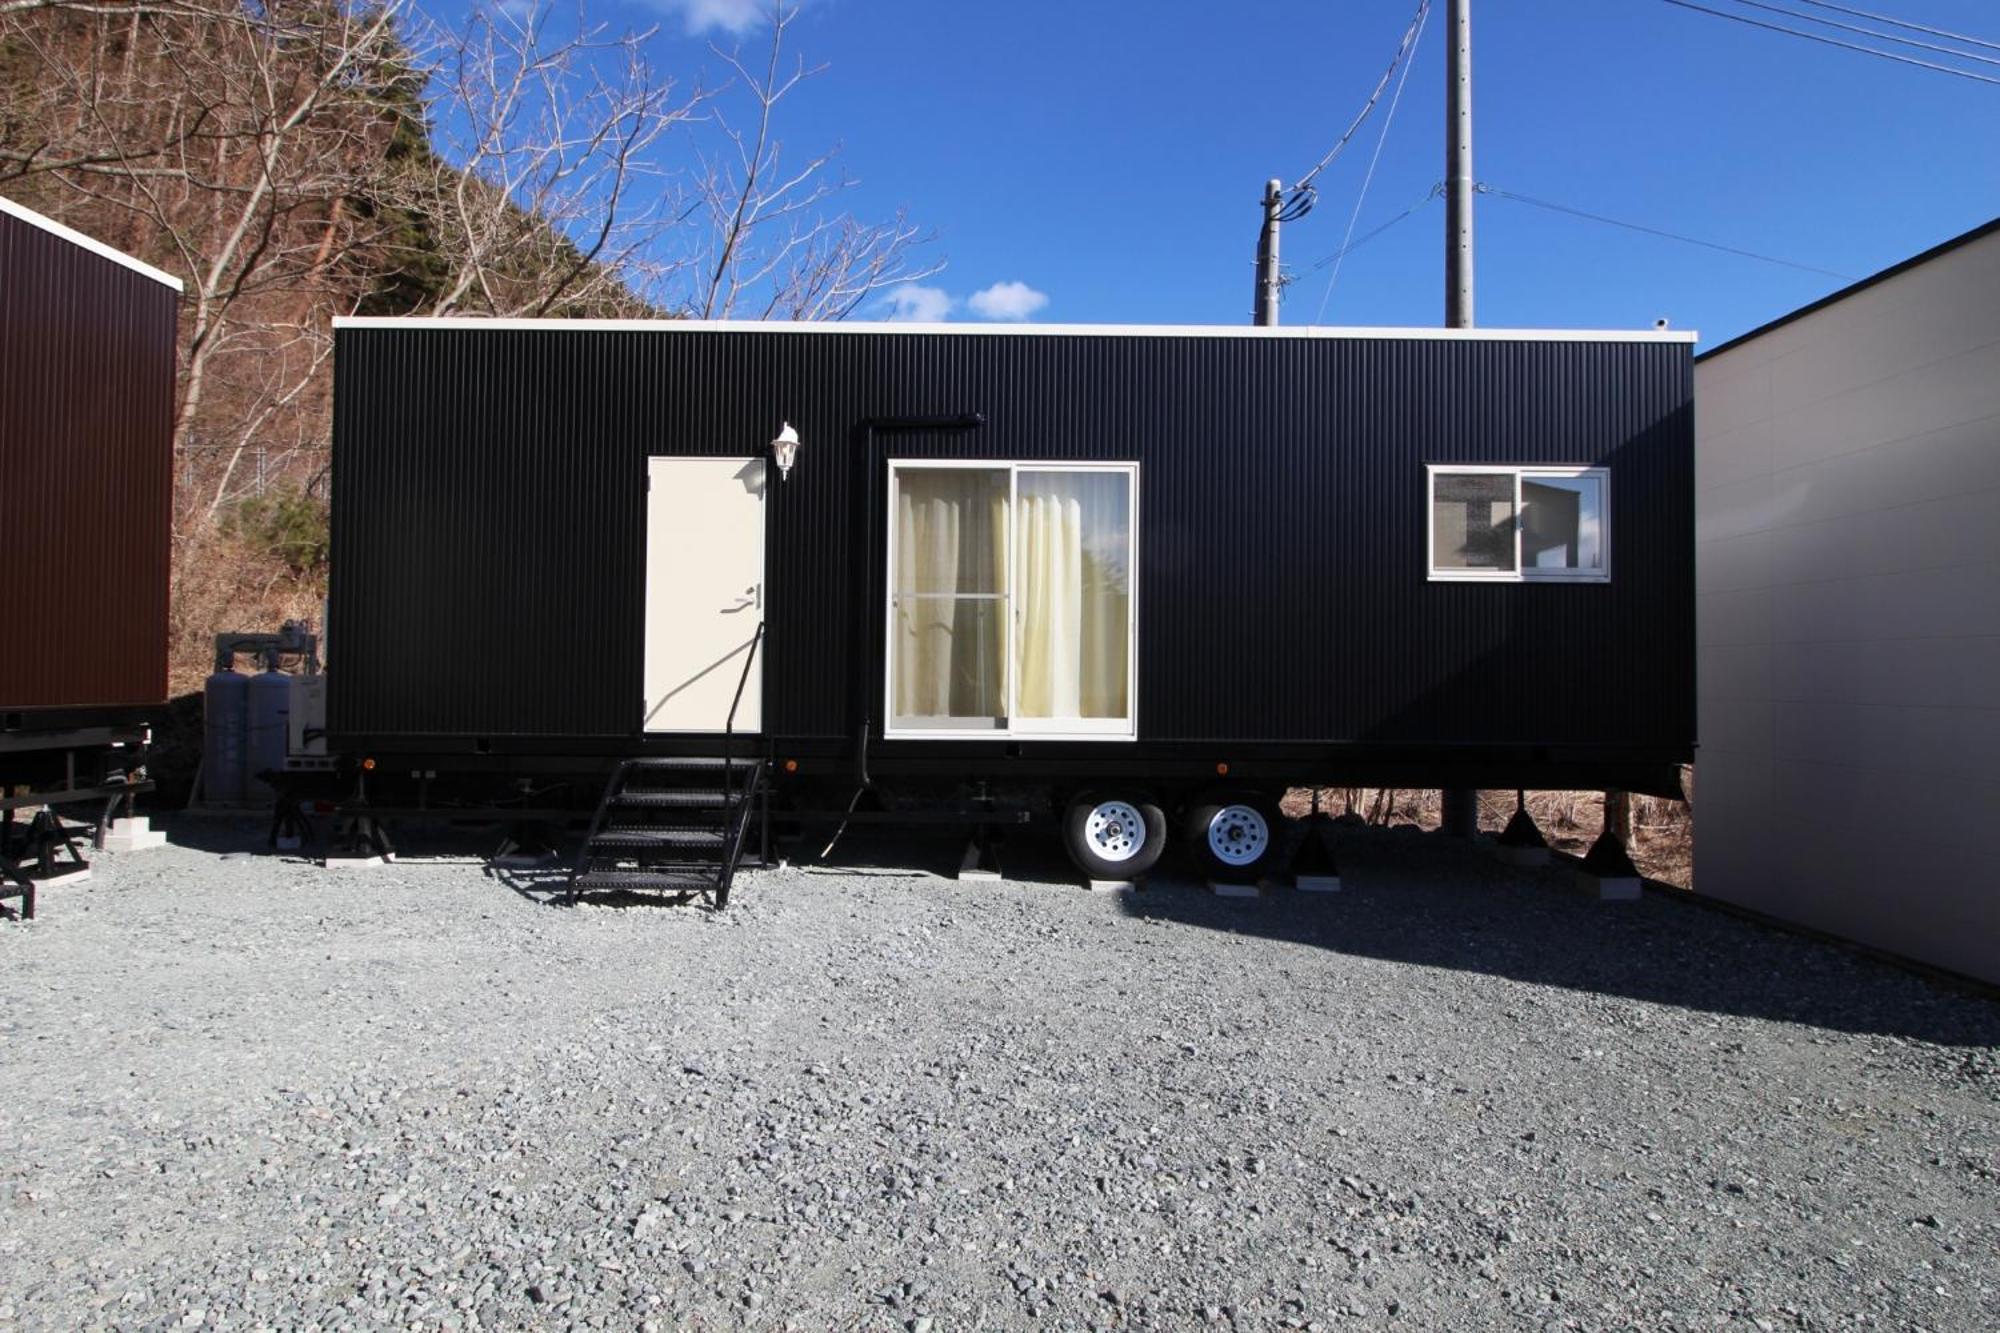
[715,762,763,910]
[722,620,766,805]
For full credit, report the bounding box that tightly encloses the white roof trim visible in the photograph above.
[0,194,184,293]
[331,314,1697,344]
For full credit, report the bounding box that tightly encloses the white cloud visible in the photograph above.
[966,280,1049,322]
[881,284,955,323]
[653,0,769,35]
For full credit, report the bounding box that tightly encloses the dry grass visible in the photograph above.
[168,525,327,697]
[1282,772,1695,889]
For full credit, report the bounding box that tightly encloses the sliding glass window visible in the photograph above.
[887,462,1137,740]
[1428,465,1609,583]
[891,467,1009,731]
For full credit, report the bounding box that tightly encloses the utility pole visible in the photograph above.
[1440,0,1479,841]
[1444,0,1474,328]
[1253,178,1284,326]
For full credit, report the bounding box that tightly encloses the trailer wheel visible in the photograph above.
[1063,792,1167,880]
[1184,795,1277,876]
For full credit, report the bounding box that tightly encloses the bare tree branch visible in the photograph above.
[681,1,941,320]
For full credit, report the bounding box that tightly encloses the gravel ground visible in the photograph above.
[1,822,1996,1332]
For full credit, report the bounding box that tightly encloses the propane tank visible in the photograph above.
[247,652,292,804]
[202,664,250,805]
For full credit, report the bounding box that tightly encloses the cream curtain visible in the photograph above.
[892,466,1131,728]
[1017,471,1129,721]
[893,470,1007,723]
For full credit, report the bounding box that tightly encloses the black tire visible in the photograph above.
[1183,792,1279,877]
[1062,791,1168,879]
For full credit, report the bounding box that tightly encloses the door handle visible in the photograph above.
[723,584,759,613]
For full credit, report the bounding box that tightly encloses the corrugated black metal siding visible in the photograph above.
[330,326,1692,754]
[0,205,177,714]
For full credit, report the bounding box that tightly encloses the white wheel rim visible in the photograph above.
[1206,804,1270,867]
[1084,800,1146,864]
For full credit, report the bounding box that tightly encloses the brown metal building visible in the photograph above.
[1,194,179,726]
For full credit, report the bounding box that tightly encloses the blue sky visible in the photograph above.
[537,0,1999,346]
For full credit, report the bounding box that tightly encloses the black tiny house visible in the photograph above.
[328,318,1693,880]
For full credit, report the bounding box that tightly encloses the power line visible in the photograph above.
[1304,184,1443,275]
[1315,1,1431,322]
[1291,0,1432,201]
[1727,0,2000,67]
[1792,0,2000,53]
[1656,0,2000,85]
[1478,184,1855,279]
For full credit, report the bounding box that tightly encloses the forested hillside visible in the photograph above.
[1,0,935,693]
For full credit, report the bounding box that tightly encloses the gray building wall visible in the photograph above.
[1695,222,2000,985]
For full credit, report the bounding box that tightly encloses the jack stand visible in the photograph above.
[1577,819,1641,901]
[326,771,393,865]
[1493,790,1550,867]
[0,805,47,919]
[493,819,559,869]
[958,783,1003,881]
[0,874,32,920]
[1290,790,1342,892]
[326,771,394,866]
[15,807,91,888]
[268,786,315,853]
[326,814,394,866]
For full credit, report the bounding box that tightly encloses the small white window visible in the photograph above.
[1428,465,1609,583]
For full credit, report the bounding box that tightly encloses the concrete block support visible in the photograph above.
[1577,873,1642,902]
[100,817,166,853]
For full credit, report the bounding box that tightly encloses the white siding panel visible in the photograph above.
[1695,224,2000,985]
[1694,472,1779,544]
[1773,635,2000,711]
[1699,690,1773,763]
[1698,638,1772,705]
[1696,583,1771,649]
[1695,415,1774,495]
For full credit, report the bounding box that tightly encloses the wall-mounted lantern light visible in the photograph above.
[771,422,802,480]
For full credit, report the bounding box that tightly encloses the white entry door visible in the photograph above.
[644,456,766,733]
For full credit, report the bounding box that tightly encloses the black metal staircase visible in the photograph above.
[566,624,767,908]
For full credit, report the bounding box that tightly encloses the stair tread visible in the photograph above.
[589,851,726,866]
[592,829,726,846]
[572,870,718,891]
[611,789,741,807]
[626,756,732,770]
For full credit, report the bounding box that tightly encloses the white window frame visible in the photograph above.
[884,459,1139,741]
[1426,464,1610,584]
